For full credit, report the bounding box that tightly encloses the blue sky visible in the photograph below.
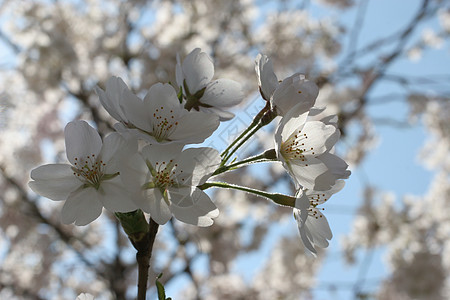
[1,0,448,299]
[155,1,449,298]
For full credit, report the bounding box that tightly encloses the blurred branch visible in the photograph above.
[0,28,20,54]
[0,279,46,300]
[372,117,411,128]
[339,0,436,71]
[338,0,433,133]
[0,165,122,293]
[352,249,375,299]
[62,83,114,134]
[162,220,203,299]
[346,0,369,62]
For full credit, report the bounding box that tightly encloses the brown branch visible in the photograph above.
[338,0,433,134]
[133,218,159,300]
[0,165,127,295]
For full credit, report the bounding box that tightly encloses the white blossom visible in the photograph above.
[176,48,244,121]
[294,180,345,254]
[96,76,220,145]
[274,103,350,190]
[29,121,137,225]
[76,293,95,300]
[255,53,319,116]
[119,144,220,226]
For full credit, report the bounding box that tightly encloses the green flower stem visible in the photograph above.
[222,123,263,165]
[220,102,270,160]
[222,109,277,165]
[214,149,277,176]
[199,181,296,207]
[115,210,159,300]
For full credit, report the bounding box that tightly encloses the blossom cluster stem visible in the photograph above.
[220,102,270,163]
[213,149,277,176]
[222,108,276,166]
[136,218,159,300]
[199,181,295,207]
[116,211,160,300]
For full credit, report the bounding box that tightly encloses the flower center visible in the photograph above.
[71,154,105,189]
[307,193,327,219]
[153,160,177,190]
[152,106,178,142]
[149,160,187,190]
[280,129,315,166]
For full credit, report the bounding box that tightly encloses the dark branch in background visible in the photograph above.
[108,218,130,300]
[339,0,436,72]
[0,165,130,298]
[0,28,21,54]
[62,83,114,135]
[346,0,369,63]
[352,249,375,299]
[156,220,203,299]
[337,0,434,135]
[0,280,46,300]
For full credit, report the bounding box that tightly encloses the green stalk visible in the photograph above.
[222,109,277,165]
[214,149,277,176]
[199,181,296,207]
[220,102,270,159]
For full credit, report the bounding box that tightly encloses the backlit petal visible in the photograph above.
[61,188,103,226]
[201,79,243,108]
[29,164,80,200]
[169,187,218,227]
[181,48,214,93]
[65,121,102,165]
[174,147,220,186]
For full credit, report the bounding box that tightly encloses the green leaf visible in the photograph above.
[177,86,183,103]
[115,210,149,243]
[155,273,170,300]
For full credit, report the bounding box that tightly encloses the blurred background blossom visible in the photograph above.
[0,0,449,299]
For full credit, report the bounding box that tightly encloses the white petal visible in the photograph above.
[65,121,102,165]
[101,133,137,173]
[199,106,236,121]
[169,187,218,227]
[61,188,103,226]
[308,211,332,239]
[294,209,317,255]
[100,178,138,212]
[120,91,149,132]
[308,106,326,116]
[272,73,318,116]
[181,48,214,93]
[95,81,126,122]
[314,153,351,190]
[255,54,278,100]
[144,83,182,112]
[175,53,184,89]
[29,164,81,200]
[274,105,309,148]
[98,77,131,121]
[201,79,243,108]
[288,158,328,190]
[141,143,183,169]
[174,147,220,186]
[294,191,310,211]
[76,293,95,300]
[114,123,160,143]
[118,152,150,191]
[306,180,346,204]
[170,111,219,144]
[301,121,337,156]
[145,188,172,225]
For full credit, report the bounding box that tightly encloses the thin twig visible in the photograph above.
[134,218,159,300]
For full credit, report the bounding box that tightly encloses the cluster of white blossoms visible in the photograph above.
[29,48,350,253]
